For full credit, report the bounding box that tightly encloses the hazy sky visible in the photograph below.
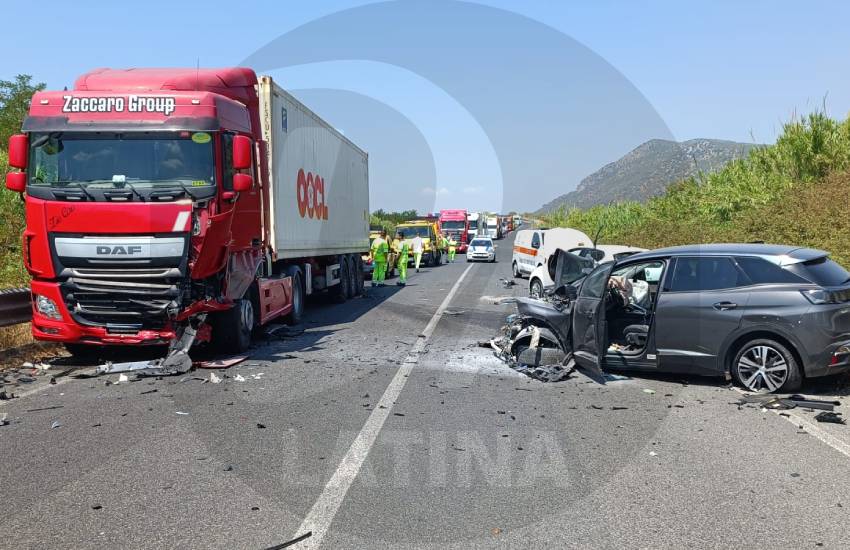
[3,0,848,212]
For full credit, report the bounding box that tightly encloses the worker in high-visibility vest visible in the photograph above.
[441,234,449,263]
[393,231,410,286]
[447,236,457,262]
[370,229,389,287]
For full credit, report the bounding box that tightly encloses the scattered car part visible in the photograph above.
[814,411,845,424]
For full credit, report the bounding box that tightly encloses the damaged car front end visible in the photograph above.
[491,249,595,382]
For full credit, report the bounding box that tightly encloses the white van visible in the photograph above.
[512,227,592,279]
[512,229,545,278]
[485,216,499,239]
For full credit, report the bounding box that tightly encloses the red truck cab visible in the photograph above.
[438,209,469,252]
[5,68,283,351]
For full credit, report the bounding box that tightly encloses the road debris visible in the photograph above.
[0,412,8,426]
[196,356,248,369]
[234,374,246,382]
[499,278,517,288]
[51,420,62,429]
[117,374,129,383]
[209,373,222,384]
[25,405,64,412]
[175,411,189,416]
[815,411,846,425]
[443,310,466,316]
[263,531,313,550]
[642,389,656,395]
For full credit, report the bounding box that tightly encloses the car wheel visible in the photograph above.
[530,278,543,298]
[731,338,802,393]
[512,261,521,278]
[514,344,566,366]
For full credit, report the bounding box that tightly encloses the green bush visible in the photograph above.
[0,149,28,288]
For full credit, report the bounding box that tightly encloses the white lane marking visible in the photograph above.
[294,263,475,549]
[733,387,850,459]
[172,211,191,232]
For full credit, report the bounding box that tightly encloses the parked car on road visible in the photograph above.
[467,237,496,262]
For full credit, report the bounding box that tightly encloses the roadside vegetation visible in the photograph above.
[370,209,420,234]
[1,75,44,289]
[541,112,850,267]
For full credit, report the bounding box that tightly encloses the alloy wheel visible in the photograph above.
[736,344,788,392]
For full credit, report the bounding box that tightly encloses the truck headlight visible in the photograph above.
[35,295,62,320]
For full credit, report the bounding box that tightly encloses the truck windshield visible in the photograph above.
[397,226,430,238]
[29,132,215,191]
[441,220,465,230]
[469,220,478,229]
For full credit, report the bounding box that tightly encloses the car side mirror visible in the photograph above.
[233,173,253,192]
[232,135,252,170]
[554,284,578,300]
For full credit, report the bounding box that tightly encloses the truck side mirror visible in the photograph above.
[8,134,28,169]
[232,135,252,170]
[233,173,253,192]
[6,172,26,193]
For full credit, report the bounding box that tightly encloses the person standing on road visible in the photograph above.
[411,233,424,272]
[447,236,457,262]
[394,231,410,286]
[370,229,389,287]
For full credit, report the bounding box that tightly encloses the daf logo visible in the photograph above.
[96,245,143,255]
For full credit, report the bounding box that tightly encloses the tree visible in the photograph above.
[0,74,45,149]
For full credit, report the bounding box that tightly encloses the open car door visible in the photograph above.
[571,261,615,379]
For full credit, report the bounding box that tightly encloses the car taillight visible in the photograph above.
[801,289,846,304]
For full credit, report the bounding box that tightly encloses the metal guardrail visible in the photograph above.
[0,288,32,328]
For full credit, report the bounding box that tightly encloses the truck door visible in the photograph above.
[654,256,750,374]
[571,262,614,378]
[220,132,261,251]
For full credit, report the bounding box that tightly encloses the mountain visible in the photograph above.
[536,138,759,213]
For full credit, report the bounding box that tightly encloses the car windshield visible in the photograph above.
[441,220,465,230]
[786,256,850,286]
[470,239,491,247]
[397,226,430,238]
[29,131,215,189]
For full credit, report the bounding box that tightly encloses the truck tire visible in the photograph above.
[332,257,350,303]
[352,256,365,296]
[285,268,304,325]
[346,254,358,298]
[213,298,254,353]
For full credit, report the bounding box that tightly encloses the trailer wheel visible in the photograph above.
[332,257,350,303]
[352,256,365,295]
[214,298,254,353]
[285,268,304,325]
[346,254,359,298]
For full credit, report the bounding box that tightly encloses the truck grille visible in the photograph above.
[60,268,182,330]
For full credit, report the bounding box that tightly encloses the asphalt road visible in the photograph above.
[2,232,850,549]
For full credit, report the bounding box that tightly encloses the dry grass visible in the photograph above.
[0,322,33,350]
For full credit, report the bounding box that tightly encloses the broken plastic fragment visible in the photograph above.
[117,374,129,383]
[234,374,246,382]
[210,373,222,384]
[175,411,189,416]
[51,420,62,429]
[642,388,656,395]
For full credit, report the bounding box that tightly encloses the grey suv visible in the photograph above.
[571,244,850,392]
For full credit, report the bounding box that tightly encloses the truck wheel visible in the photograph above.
[285,269,304,325]
[332,257,350,303]
[353,256,365,295]
[346,254,359,298]
[214,298,254,353]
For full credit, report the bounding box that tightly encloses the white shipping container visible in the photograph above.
[258,76,370,260]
